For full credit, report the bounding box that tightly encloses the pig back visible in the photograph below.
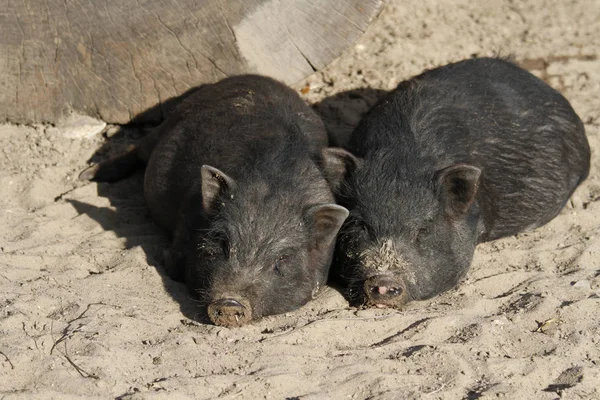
[351,58,590,242]
[144,75,328,234]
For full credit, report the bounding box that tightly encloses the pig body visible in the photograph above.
[327,58,590,308]
[81,75,348,327]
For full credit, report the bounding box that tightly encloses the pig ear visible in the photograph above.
[435,164,481,217]
[320,148,361,192]
[305,204,349,249]
[201,165,235,213]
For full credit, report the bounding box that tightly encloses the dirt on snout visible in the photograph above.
[1,0,599,398]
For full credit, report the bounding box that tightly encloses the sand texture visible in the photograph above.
[1,0,599,398]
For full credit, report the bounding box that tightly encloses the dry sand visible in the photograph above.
[1,0,599,398]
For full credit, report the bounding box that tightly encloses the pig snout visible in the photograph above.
[207,297,252,328]
[363,275,407,309]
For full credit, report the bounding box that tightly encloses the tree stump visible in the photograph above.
[0,0,383,125]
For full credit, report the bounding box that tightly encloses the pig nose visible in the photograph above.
[364,275,407,308]
[207,298,252,328]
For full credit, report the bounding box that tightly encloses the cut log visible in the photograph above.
[0,0,383,125]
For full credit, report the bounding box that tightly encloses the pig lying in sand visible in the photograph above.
[324,57,590,309]
[81,75,348,327]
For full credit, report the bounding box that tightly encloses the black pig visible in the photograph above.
[80,75,348,327]
[324,58,590,309]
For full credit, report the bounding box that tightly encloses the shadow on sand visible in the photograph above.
[70,84,389,321]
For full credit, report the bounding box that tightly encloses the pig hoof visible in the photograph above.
[78,164,100,181]
[208,298,252,327]
[568,193,584,210]
[364,275,407,308]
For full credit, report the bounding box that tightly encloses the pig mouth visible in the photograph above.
[207,296,253,328]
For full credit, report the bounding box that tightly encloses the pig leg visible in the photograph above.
[78,125,162,182]
[164,221,188,282]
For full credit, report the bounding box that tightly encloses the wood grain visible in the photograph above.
[0,0,383,124]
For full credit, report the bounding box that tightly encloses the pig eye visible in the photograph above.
[351,219,370,239]
[221,241,230,258]
[416,226,431,243]
[199,241,225,258]
[198,234,229,258]
[273,255,290,276]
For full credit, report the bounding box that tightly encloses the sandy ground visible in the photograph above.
[1,0,600,398]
